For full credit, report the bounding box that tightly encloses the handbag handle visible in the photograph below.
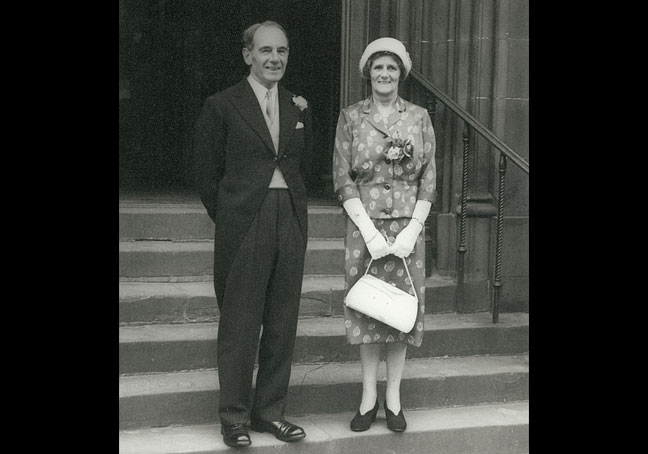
[363,256,418,301]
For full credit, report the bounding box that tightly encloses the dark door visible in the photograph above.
[119,0,341,199]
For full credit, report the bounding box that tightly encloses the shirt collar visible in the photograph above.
[362,95,406,114]
[247,75,278,105]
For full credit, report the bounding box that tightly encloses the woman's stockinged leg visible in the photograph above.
[385,342,407,413]
[358,343,381,414]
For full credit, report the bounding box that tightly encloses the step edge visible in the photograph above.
[119,401,529,453]
[119,312,529,343]
[119,238,345,250]
[119,354,529,397]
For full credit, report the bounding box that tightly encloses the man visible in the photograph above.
[193,21,312,448]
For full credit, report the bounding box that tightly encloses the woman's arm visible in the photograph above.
[390,200,431,258]
[333,109,390,259]
[415,110,437,205]
[390,109,437,258]
[343,198,391,259]
[332,110,361,203]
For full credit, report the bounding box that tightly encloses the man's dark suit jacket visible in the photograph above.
[194,78,313,303]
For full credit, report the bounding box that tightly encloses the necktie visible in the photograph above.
[265,90,275,124]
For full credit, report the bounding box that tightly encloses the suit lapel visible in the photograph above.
[365,116,390,138]
[277,86,300,157]
[362,96,407,138]
[385,97,407,130]
[362,97,390,138]
[229,79,276,155]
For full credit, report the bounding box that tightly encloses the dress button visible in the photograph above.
[273,156,278,162]
[384,184,391,190]
[384,208,392,215]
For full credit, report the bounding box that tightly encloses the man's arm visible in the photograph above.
[300,104,313,179]
[193,96,226,223]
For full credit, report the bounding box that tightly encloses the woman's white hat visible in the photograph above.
[358,37,412,77]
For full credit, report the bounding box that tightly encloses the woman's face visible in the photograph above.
[370,55,401,97]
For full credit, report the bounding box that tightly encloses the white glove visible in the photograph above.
[365,230,392,259]
[389,200,432,258]
[343,198,391,259]
[389,221,421,258]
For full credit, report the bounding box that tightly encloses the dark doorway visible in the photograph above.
[119,0,341,199]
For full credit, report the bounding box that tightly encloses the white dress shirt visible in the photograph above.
[247,75,288,188]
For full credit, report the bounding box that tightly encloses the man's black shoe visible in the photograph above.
[220,423,251,448]
[249,419,306,442]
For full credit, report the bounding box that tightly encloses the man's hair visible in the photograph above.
[361,51,407,81]
[242,21,289,50]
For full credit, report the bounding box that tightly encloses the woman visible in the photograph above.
[332,37,436,433]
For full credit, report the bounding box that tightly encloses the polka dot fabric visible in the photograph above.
[343,218,426,347]
[332,96,437,219]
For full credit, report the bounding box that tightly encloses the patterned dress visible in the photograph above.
[332,96,437,347]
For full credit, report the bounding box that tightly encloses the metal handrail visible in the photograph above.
[408,68,528,323]
[409,68,529,175]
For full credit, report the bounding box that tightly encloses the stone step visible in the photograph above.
[119,203,346,240]
[119,239,344,278]
[119,354,529,430]
[118,274,459,324]
[119,312,529,374]
[119,401,529,454]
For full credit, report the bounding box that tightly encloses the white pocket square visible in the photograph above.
[295,121,304,129]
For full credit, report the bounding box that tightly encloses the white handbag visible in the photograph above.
[344,257,419,333]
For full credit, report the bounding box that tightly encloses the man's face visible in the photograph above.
[243,26,289,89]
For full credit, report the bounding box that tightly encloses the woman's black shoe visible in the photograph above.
[384,401,407,432]
[350,400,379,431]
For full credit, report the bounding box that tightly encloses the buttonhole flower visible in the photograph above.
[384,130,413,162]
[292,95,308,111]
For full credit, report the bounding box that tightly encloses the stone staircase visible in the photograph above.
[119,196,529,454]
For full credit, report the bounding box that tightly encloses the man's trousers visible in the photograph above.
[215,188,306,426]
